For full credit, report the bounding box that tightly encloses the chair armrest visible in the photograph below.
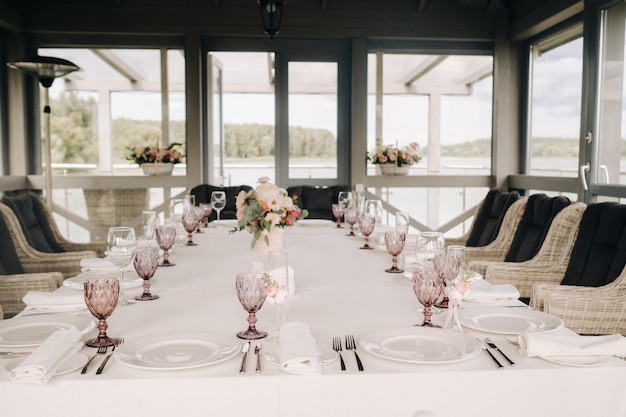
[544,293,626,335]
[59,242,106,257]
[0,272,64,317]
[486,263,567,299]
[21,250,96,278]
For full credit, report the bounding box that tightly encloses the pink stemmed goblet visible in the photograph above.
[194,206,205,233]
[433,247,463,309]
[200,203,213,228]
[155,224,176,267]
[133,247,160,301]
[235,272,268,340]
[357,215,376,249]
[331,203,344,228]
[84,278,121,347]
[344,207,358,236]
[384,231,406,273]
[182,212,198,246]
[412,266,444,327]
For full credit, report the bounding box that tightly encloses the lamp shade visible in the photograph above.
[7,55,80,88]
[258,0,285,38]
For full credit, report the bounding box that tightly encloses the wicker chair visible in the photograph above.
[446,189,521,247]
[0,202,95,278]
[483,202,586,299]
[2,192,105,256]
[526,202,626,335]
[464,197,527,276]
[0,272,64,318]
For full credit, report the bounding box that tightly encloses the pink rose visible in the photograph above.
[456,281,469,293]
[258,176,270,184]
[265,285,277,297]
[378,155,388,163]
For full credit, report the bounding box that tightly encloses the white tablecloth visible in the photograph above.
[2,223,626,417]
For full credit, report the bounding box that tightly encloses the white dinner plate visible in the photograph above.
[0,315,96,348]
[540,355,613,367]
[458,307,563,335]
[4,352,89,376]
[296,219,334,227]
[63,270,143,290]
[260,336,338,366]
[358,327,482,364]
[114,332,241,370]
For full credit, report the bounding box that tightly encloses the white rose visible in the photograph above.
[256,182,281,204]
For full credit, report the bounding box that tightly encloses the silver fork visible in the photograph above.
[81,344,108,374]
[345,334,364,371]
[95,338,124,375]
[332,336,346,371]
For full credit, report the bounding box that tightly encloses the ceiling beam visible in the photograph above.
[455,63,493,86]
[90,49,144,82]
[397,55,448,85]
[510,0,583,42]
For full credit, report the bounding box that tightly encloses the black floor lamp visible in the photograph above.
[7,55,80,209]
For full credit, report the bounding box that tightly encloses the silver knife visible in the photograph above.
[239,341,251,373]
[485,338,516,366]
[254,343,261,373]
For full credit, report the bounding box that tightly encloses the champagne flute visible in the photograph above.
[142,210,157,246]
[156,224,177,267]
[365,199,383,224]
[133,247,160,301]
[211,191,226,228]
[395,211,410,235]
[106,226,137,306]
[235,272,268,340]
[434,245,464,309]
[84,278,120,347]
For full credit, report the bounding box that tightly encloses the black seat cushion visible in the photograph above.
[0,209,24,274]
[465,189,521,247]
[287,185,350,220]
[189,184,253,221]
[504,194,571,262]
[561,202,626,287]
[1,194,63,253]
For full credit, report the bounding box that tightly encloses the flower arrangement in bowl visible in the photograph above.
[127,142,185,175]
[367,140,421,175]
[231,177,308,249]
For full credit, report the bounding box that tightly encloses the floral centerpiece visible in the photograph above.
[367,140,421,175]
[127,142,185,175]
[231,177,308,249]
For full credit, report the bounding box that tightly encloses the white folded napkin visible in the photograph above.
[463,280,520,302]
[10,328,83,384]
[279,322,321,375]
[80,257,132,272]
[22,291,87,312]
[519,329,626,358]
[268,266,296,295]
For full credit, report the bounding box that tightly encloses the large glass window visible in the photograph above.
[366,52,493,176]
[596,2,626,186]
[527,28,583,178]
[39,47,186,176]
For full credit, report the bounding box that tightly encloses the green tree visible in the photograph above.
[50,92,99,164]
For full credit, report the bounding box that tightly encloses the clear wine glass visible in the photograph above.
[133,247,160,301]
[433,246,464,309]
[331,203,344,228]
[384,231,406,273]
[395,211,410,235]
[344,207,358,236]
[142,210,157,246]
[365,199,383,224]
[357,215,376,249]
[106,226,137,306]
[182,211,198,246]
[155,224,177,267]
[412,266,444,327]
[415,231,446,268]
[211,191,226,228]
[200,203,213,227]
[84,278,121,347]
[338,191,352,209]
[235,272,268,340]
[168,198,186,225]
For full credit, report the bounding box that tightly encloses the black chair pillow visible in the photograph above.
[465,189,520,247]
[562,202,626,287]
[1,196,59,253]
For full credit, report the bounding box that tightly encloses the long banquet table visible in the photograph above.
[2,221,626,417]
